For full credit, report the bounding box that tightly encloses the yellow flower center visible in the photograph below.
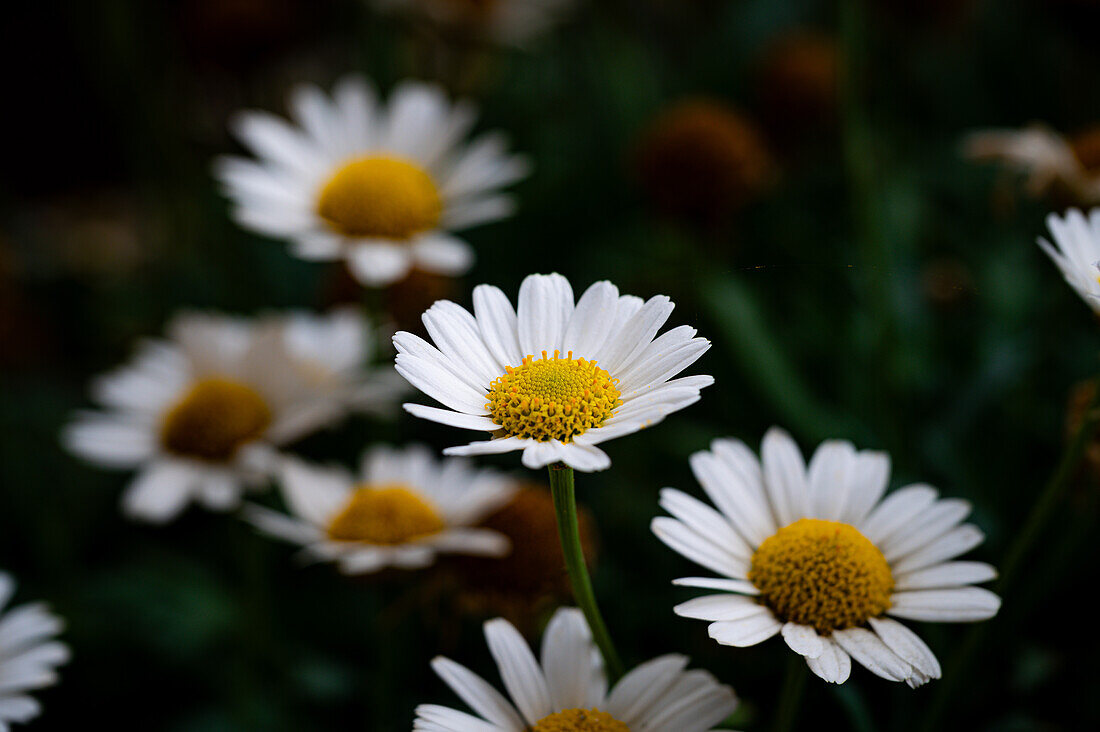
[316,156,442,239]
[160,377,272,462]
[326,484,445,544]
[486,351,621,443]
[748,518,893,635]
[532,709,630,732]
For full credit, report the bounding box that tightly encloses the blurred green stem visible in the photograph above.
[548,463,624,682]
[921,379,1100,730]
[773,654,808,732]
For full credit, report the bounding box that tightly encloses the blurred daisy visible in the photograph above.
[634,99,772,227]
[963,124,1100,205]
[652,428,1000,687]
[371,0,575,47]
[0,572,69,730]
[63,309,399,523]
[1038,208,1100,314]
[215,76,530,286]
[395,272,713,471]
[246,444,516,574]
[416,606,738,732]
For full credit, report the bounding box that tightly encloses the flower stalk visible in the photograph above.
[548,462,625,682]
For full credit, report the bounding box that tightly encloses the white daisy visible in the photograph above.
[63,309,401,523]
[963,125,1100,204]
[245,444,516,574]
[1038,208,1100,314]
[416,606,738,732]
[215,75,531,287]
[0,572,69,731]
[371,0,576,47]
[652,428,1001,687]
[395,273,714,472]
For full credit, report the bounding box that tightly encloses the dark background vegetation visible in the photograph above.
[3,0,1100,729]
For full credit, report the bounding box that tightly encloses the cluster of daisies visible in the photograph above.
[30,9,1100,727]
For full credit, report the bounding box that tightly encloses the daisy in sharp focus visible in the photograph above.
[416,606,738,732]
[652,428,1001,687]
[395,273,714,471]
[1038,207,1100,315]
[371,0,576,47]
[63,309,401,523]
[0,572,69,731]
[215,75,530,287]
[246,444,517,574]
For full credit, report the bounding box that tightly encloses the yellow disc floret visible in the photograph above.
[326,484,445,544]
[532,708,631,732]
[160,377,272,462]
[316,156,442,239]
[487,351,621,442]
[748,518,893,634]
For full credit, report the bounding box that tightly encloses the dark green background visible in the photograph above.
[2,0,1099,729]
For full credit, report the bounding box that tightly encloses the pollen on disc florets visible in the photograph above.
[486,351,621,443]
[748,518,893,635]
[160,377,272,462]
[316,156,442,239]
[326,484,445,545]
[532,708,630,732]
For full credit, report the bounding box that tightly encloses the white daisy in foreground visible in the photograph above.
[215,75,530,287]
[1038,208,1100,314]
[0,572,69,730]
[63,309,401,523]
[963,125,1100,204]
[652,428,1001,687]
[371,0,576,47]
[416,606,738,732]
[395,273,713,471]
[246,444,517,574]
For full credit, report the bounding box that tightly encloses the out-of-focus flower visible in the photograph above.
[246,445,516,574]
[756,31,839,144]
[652,429,1000,687]
[371,0,576,47]
[1037,208,1100,314]
[0,572,69,729]
[215,75,530,287]
[450,485,596,624]
[963,125,1100,205]
[416,607,738,732]
[1066,379,1100,484]
[395,273,713,471]
[63,309,401,523]
[633,99,772,227]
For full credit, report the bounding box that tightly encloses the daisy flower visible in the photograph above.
[652,428,1001,687]
[63,309,400,523]
[395,273,713,471]
[0,572,69,730]
[246,444,517,574]
[963,124,1100,205]
[415,606,738,732]
[215,75,530,287]
[371,0,576,47]
[1038,208,1100,314]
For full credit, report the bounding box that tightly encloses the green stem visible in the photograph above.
[772,654,808,732]
[920,379,1100,730]
[547,463,625,682]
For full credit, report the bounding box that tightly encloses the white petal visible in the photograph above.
[413,703,505,732]
[832,627,912,682]
[121,460,197,523]
[560,281,620,358]
[396,354,491,415]
[890,524,985,575]
[540,608,603,712]
[693,441,776,545]
[404,404,499,432]
[672,577,759,594]
[893,561,998,591]
[516,273,573,356]
[805,637,852,684]
[859,484,938,545]
[882,499,972,562]
[483,618,552,725]
[278,457,352,526]
[472,285,522,368]
[651,517,746,579]
[555,443,611,472]
[605,655,688,723]
[430,657,525,730]
[840,450,891,526]
[595,296,674,374]
[761,427,809,527]
[673,594,762,621]
[707,610,782,647]
[519,441,567,470]
[444,437,529,458]
[782,623,825,659]
[422,300,504,384]
[807,440,856,521]
[61,414,156,468]
[658,488,752,564]
[413,233,475,276]
[867,617,941,679]
[887,588,1001,622]
[346,243,413,286]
